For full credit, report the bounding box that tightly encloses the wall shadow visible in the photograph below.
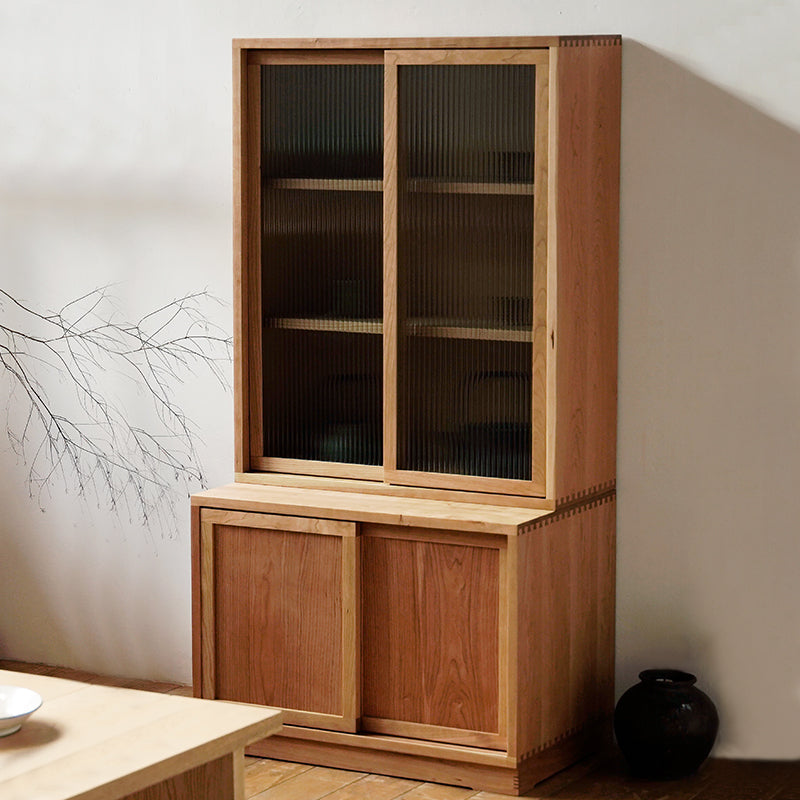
[616,42,800,758]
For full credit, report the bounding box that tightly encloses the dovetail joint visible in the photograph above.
[559,35,621,48]
[518,482,615,534]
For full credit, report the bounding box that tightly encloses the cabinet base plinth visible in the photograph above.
[246,721,610,796]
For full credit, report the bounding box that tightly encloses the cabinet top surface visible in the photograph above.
[193,483,551,533]
[233,35,621,50]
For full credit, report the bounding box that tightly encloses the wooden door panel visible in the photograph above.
[361,529,501,740]
[200,509,358,731]
[214,524,342,714]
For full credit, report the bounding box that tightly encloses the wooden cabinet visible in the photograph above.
[194,35,621,795]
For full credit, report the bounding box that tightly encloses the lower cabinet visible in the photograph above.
[191,485,616,795]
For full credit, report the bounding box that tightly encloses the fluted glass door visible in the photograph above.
[384,50,550,495]
[259,61,384,475]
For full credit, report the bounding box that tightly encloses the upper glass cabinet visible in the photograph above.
[384,50,549,495]
[240,47,550,496]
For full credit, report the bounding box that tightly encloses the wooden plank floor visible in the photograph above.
[2,661,798,799]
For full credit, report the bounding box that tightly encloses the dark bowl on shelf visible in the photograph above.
[455,422,531,480]
[316,422,381,465]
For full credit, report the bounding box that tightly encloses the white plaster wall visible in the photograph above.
[1,0,798,760]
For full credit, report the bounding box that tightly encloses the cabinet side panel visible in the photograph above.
[191,504,203,697]
[362,533,500,733]
[214,524,343,715]
[516,496,616,757]
[553,41,621,502]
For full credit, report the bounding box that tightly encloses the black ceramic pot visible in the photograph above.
[614,669,719,780]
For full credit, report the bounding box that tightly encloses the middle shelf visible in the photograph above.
[262,178,534,195]
[265,317,533,342]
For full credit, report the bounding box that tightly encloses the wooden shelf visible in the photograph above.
[265,317,530,341]
[266,317,383,334]
[265,178,383,192]
[261,178,533,195]
[404,318,532,342]
[406,178,534,196]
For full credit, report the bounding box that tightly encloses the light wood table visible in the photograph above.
[0,669,282,800]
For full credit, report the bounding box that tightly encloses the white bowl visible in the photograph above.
[0,685,43,737]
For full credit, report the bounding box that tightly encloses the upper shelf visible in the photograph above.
[265,178,382,192]
[263,177,534,196]
[406,319,533,342]
[406,178,534,196]
[266,317,383,334]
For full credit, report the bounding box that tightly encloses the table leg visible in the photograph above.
[121,751,239,800]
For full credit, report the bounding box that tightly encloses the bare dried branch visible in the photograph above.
[0,287,232,531]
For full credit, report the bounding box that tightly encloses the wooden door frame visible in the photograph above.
[382,48,551,498]
[359,524,515,752]
[197,507,360,732]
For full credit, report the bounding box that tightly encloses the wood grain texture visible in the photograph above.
[245,766,366,800]
[245,62,263,468]
[360,717,504,750]
[384,469,544,498]
[244,759,312,796]
[248,736,521,795]
[233,54,262,472]
[341,534,360,724]
[387,49,550,66]
[515,496,616,759]
[544,48,559,502]
[317,772,420,800]
[361,531,501,737]
[552,39,621,503]
[500,538,517,759]
[212,523,345,722]
[203,508,356,537]
[383,54,399,473]
[0,670,281,800]
[234,471,558,511]
[363,522,506,549]
[514,722,609,795]
[192,483,548,533]
[121,754,236,800]
[233,37,562,51]
[190,504,202,698]
[253,458,384,482]
[0,661,186,695]
[265,724,513,767]
[247,50,384,65]
[531,53,550,493]
[200,518,217,699]
[233,44,248,474]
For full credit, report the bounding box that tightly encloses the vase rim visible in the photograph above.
[638,668,697,685]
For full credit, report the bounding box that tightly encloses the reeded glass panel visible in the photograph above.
[397,64,536,480]
[260,65,383,465]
